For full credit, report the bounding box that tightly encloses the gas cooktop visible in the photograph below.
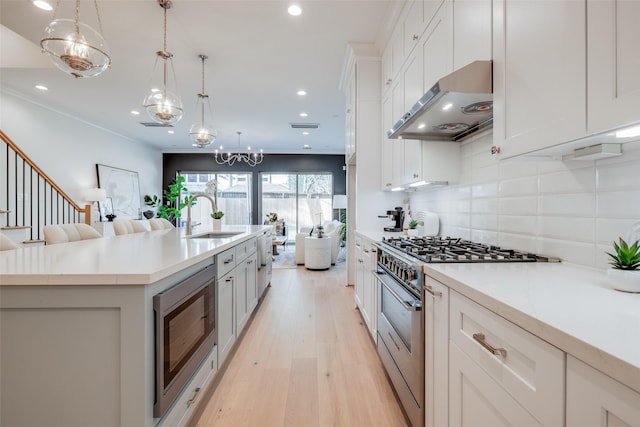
[381,236,559,263]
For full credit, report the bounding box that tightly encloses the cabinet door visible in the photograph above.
[345,70,356,162]
[381,93,394,190]
[422,0,453,89]
[403,0,426,56]
[449,342,542,427]
[567,356,640,427]
[403,50,423,185]
[587,0,640,134]
[245,254,258,315]
[366,244,378,338]
[453,0,492,68]
[391,78,405,187]
[354,237,364,309]
[424,278,449,427]
[493,0,586,159]
[235,262,249,333]
[425,0,446,28]
[360,242,373,333]
[218,273,236,365]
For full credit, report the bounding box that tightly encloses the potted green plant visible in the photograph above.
[407,218,419,236]
[211,211,224,230]
[144,176,195,224]
[606,237,640,292]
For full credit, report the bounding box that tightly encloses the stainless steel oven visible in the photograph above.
[375,245,424,427]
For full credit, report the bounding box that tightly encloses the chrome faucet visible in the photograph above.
[186,193,217,236]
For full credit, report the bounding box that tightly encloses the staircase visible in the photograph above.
[0,130,91,246]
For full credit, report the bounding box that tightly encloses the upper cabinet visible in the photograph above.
[492,0,587,159]
[493,0,640,159]
[453,0,492,68]
[587,0,640,135]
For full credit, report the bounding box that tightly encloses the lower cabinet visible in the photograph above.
[217,270,236,366]
[235,253,257,333]
[567,356,640,427]
[354,233,377,339]
[448,290,564,427]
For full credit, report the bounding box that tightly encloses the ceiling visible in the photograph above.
[0,0,395,154]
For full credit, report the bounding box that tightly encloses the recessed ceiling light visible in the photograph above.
[297,90,307,96]
[302,131,309,135]
[167,130,174,134]
[288,5,302,16]
[130,110,140,115]
[33,0,53,11]
[34,84,48,91]
[299,112,308,117]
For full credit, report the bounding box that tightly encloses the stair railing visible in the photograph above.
[1,130,91,243]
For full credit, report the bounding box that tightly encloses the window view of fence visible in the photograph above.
[261,173,333,238]
[179,173,252,228]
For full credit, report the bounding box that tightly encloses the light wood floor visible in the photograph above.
[192,263,409,427]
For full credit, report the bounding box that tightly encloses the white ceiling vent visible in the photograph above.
[140,122,174,128]
[290,123,319,129]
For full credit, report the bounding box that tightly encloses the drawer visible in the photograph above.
[216,247,236,277]
[450,291,564,427]
[235,237,257,262]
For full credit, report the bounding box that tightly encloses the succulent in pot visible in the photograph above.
[407,218,420,236]
[210,211,224,220]
[605,237,640,293]
[211,211,224,230]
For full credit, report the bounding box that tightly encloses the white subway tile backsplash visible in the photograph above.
[499,196,537,216]
[538,166,595,194]
[499,215,537,235]
[499,176,538,197]
[409,135,640,270]
[538,193,595,216]
[597,191,640,218]
[538,217,595,243]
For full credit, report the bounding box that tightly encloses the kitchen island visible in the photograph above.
[0,225,270,427]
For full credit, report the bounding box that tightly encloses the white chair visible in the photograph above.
[43,223,102,245]
[149,218,175,230]
[113,219,151,236]
[0,234,19,251]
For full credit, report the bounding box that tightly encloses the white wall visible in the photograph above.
[0,91,162,209]
[409,132,640,270]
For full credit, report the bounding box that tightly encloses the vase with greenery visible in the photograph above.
[144,176,195,224]
[606,237,640,292]
[407,218,419,236]
[211,211,224,230]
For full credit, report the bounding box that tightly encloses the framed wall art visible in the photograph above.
[96,164,142,220]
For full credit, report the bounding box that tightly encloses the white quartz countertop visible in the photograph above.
[424,262,640,394]
[0,225,270,286]
[355,229,404,242]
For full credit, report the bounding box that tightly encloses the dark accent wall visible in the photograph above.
[162,153,346,224]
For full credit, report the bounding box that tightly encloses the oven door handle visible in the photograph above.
[379,278,422,312]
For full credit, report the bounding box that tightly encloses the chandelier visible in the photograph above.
[142,0,183,126]
[215,132,264,166]
[190,54,216,148]
[40,0,111,78]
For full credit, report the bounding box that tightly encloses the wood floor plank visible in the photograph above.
[191,263,408,427]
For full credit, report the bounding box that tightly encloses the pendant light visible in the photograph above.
[40,0,111,78]
[190,54,216,148]
[143,0,183,126]
[214,131,264,166]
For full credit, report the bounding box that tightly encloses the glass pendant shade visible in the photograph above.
[41,17,111,78]
[189,54,216,147]
[143,57,184,126]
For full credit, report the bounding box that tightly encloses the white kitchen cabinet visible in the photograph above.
[217,270,236,366]
[424,276,449,427]
[235,252,257,336]
[402,50,424,186]
[587,0,640,135]
[567,356,640,427]
[421,0,453,90]
[452,0,492,69]
[402,0,426,57]
[381,93,394,190]
[449,291,564,427]
[354,235,365,309]
[344,70,356,163]
[366,243,378,339]
[425,0,446,28]
[390,77,405,187]
[493,0,587,159]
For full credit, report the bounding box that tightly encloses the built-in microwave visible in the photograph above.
[153,263,216,418]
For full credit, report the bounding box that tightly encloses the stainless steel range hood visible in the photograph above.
[387,60,493,142]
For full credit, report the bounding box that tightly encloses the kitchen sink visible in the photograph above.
[187,231,244,239]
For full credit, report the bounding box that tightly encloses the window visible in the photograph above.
[260,173,333,238]
[179,172,252,228]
